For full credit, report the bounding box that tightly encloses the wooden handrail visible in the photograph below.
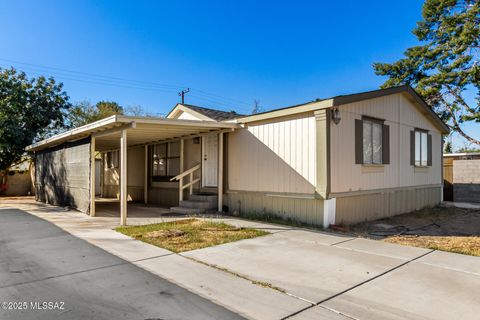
[182,178,201,190]
[170,163,202,202]
[170,163,201,181]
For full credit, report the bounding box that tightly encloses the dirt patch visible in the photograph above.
[347,205,480,257]
[146,229,186,238]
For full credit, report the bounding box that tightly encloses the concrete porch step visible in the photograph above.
[170,206,206,214]
[180,200,217,210]
[189,194,218,202]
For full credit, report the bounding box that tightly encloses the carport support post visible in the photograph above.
[144,145,148,205]
[90,136,96,217]
[218,132,223,212]
[120,129,128,226]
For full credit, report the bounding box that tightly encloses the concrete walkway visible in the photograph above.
[1,198,479,320]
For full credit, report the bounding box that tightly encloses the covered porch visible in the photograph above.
[90,115,238,225]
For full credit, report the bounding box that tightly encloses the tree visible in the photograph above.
[0,67,70,175]
[373,0,480,146]
[66,100,124,128]
[444,140,453,153]
[125,104,146,116]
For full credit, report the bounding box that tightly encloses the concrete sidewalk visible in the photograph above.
[2,199,479,320]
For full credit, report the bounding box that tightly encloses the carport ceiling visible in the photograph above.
[26,115,239,152]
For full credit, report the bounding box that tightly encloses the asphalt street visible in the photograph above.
[0,208,245,320]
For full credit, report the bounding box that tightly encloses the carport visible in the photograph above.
[27,115,238,225]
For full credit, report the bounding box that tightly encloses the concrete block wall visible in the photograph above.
[453,160,480,203]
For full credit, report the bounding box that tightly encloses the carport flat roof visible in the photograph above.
[26,115,239,152]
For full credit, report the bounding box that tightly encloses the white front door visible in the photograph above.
[202,134,218,187]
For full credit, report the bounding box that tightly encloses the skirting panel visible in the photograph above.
[335,186,442,224]
[225,192,325,226]
[148,187,179,207]
[103,185,144,202]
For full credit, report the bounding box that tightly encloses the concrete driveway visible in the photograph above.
[184,228,480,320]
[2,198,480,320]
[0,208,244,320]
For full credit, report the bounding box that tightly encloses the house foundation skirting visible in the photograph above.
[335,185,442,224]
[103,185,144,202]
[225,192,325,226]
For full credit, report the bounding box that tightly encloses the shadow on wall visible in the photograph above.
[35,138,91,212]
[454,183,480,203]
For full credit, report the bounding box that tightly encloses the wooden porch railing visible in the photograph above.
[170,163,201,201]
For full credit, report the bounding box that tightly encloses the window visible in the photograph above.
[105,150,119,169]
[355,117,389,165]
[151,141,180,181]
[363,119,383,164]
[414,130,429,166]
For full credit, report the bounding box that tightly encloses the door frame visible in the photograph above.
[201,134,218,187]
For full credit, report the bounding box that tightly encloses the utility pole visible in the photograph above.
[178,88,190,104]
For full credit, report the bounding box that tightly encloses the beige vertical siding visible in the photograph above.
[335,186,441,224]
[228,112,317,194]
[178,111,202,121]
[103,146,145,201]
[225,192,324,226]
[330,93,443,194]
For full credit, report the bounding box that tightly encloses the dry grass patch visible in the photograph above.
[347,206,480,257]
[385,236,480,257]
[116,218,269,253]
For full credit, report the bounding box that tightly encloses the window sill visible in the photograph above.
[362,164,384,173]
[414,166,429,173]
[362,164,385,167]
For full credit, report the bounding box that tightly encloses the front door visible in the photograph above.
[202,134,218,187]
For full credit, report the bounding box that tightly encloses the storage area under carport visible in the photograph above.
[27,115,238,226]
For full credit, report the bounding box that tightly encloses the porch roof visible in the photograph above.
[26,115,239,152]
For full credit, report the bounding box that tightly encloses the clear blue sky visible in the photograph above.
[0,0,477,149]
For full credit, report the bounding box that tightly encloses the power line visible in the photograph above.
[0,57,253,110]
[0,58,182,90]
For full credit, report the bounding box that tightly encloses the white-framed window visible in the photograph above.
[363,119,383,164]
[415,130,428,166]
[151,141,180,181]
[105,150,119,169]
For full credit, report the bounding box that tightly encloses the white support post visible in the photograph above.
[100,152,104,198]
[144,145,148,205]
[179,139,184,202]
[120,129,128,226]
[90,136,96,217]
[218,132,223,212]
[189,172,193,195]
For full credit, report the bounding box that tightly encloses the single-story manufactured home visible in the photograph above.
[26,85,449,226]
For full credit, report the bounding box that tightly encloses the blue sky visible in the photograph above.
[0,0,477,149]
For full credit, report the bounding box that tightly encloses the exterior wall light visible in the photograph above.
[331,107,341,124]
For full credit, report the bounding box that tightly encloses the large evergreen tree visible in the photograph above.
[374,0,480,146]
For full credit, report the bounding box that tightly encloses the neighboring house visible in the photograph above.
[443,152,480,203]
[0,158,35,196]
[26,85,449,226]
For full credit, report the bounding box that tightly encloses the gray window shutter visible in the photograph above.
[410,131,415,166]
[427,134,432,166]
[382,124,390,164]
[355,119,363,164]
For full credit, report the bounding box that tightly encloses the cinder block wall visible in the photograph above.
[453,160,480,203]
